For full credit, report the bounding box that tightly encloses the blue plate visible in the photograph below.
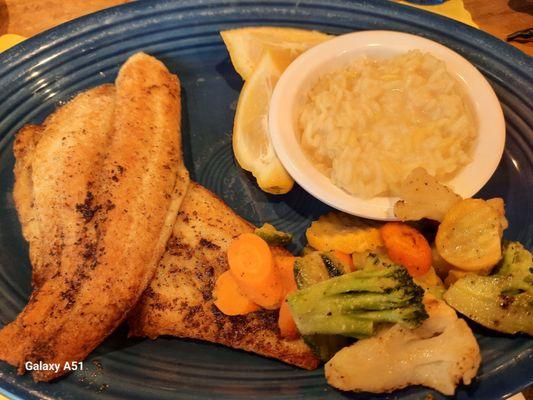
[0,1,531,399]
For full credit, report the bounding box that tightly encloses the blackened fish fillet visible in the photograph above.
[12,86,115,288]
[0,52,190,381]
[129,183,319,370]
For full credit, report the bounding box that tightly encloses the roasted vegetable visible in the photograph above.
[227,233,283,309]
[436,198,506,271]
[293,251,351,360]
[330,250,355,271]
[278,300,299,339]
[287,264,428,338]
[213,271,260,315]
[300,245,316,256]
[486,197,509,230]
[325,295,480,396]
[444,269,470,287]
[274,256,298,295]
[380,222,432,277]
[321,252,352,276]
[444,241,533,335]
[306,212,383,253]
[294,251,352,288]
[356,253,445,298]
[254,223,292,246]
[352,251,391,270]
[294,252,331,289]
[413,267,445,299]
[394,168,462,222]
[302,335,350,362]
[431,244,454,279]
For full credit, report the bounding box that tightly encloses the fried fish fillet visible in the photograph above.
[12,125,42,242]
[129,182,320,370]
[12,86,115,288]
[0,52,190,381]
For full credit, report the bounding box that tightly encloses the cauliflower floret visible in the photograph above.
[394,167,462,222]
[325,295,481,396]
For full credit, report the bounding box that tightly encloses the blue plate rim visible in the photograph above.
[1,0,532,79]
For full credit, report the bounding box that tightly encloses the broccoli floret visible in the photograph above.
[254,223,292,246]
[287,264,427,338]
[444,241,533,335]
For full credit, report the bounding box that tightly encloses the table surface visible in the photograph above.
[1,0,533,55]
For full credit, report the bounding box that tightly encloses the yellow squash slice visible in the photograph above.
[436,198,505,271]
[306,212,383,254]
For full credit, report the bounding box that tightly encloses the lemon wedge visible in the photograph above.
[233,52,294,194]
[221,26,332,81]
[224,27,333,194]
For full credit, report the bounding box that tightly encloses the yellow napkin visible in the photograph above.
[0,34,26,52]
[396,0,478,28]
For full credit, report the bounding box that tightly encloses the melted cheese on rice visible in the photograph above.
[298,50,477,198]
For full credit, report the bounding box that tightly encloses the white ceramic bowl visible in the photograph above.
[269,30,505,220]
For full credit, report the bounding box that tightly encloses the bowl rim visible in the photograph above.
[268,30,506,220]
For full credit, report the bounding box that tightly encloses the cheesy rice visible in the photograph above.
[298,50,477,198]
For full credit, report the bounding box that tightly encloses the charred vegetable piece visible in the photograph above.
[444,241,533,335]
[321,252,350,276]
[254,223,292,246]
[330,250,355,272]
[352,251,392,270]
[294,252,331,289]
[294,251,351,360]
[288,264,428,338]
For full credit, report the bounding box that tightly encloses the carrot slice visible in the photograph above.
[213,271,260,315]
[274,256,300,338]
[275,256,297,295]
[228,233,283,309]
[278,297,299,339]
[380,222,431,277]
[271,246,290,258]
[333,250,355,272]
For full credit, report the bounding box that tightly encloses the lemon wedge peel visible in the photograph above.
[223,26,333,195]
[232,52,294,194]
